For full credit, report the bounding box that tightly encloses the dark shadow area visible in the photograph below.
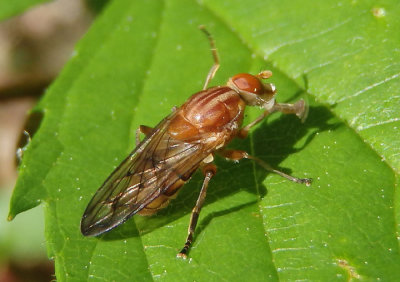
[102,103,340,242]
[19,110,43,141]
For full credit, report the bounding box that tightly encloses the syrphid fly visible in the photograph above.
[81,26,312,258]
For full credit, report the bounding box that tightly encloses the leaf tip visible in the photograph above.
[7,213,15,222]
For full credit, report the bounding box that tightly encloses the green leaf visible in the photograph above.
[0,0,50,21]
[9,0,400,280]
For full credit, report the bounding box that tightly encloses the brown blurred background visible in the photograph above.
[0,0,105,280]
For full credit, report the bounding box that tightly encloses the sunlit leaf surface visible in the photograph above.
[9,0,400,280]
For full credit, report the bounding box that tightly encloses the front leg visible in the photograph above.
[274,99,308,122]
[238,99,308,139]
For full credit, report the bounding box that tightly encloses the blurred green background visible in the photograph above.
[0,0,108,280]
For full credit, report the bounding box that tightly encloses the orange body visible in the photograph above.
[81,28,311,259]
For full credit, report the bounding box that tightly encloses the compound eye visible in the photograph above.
[231,73,263,94]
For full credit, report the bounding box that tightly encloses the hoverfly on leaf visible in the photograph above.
[81,26,312,258]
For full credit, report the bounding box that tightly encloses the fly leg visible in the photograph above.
[135,125,153,146]
[200,25,220,90]
[177,162,217,259]
[238,99,308,138]
[274,99,308,122]
[219,150,312,186]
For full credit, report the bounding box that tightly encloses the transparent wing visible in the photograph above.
[81,112,214,236]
